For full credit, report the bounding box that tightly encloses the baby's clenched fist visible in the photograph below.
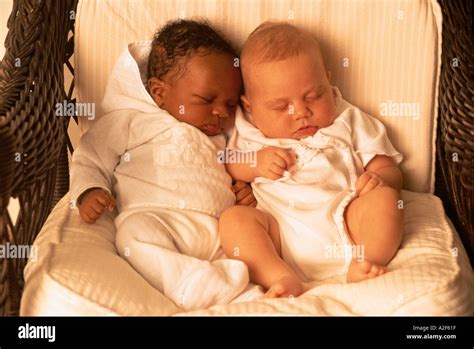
[78,188,116,224]
[256,147,296,180]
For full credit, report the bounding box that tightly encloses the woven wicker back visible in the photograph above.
[0,0,78,316]
[436,0,473,258]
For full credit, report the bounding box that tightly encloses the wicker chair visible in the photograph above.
[0,0,77,316]
[0,0,472,317]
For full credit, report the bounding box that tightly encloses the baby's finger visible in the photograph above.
[238,192,256,206]
[86,206,101,220]
[271,155,287,170]
[275,149,295,169]
[289,151,297,166]
[81,210,96,224]
[95,191,110,206]
[232,180,247,193]
[355,173,371,194]
[235,186,252,202]
[107,195,116,212]
[269,164,285,177]
[79,210,93,224]
[266,168,283,180]
[91,201,106,215]
[83,216,95,225]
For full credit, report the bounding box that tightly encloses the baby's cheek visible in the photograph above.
[318,102,337,126]
[222,117,235,132]
[184,105,209,124]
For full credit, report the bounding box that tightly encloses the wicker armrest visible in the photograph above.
[436,0,474,263]
[0,0,77,316]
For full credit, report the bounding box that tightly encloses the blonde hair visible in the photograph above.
[240,22,324,92]
[242,22,321,63]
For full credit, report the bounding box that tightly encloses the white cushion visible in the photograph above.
[74,0,442,193]
[21,195,179,315]
[21,191,474,315]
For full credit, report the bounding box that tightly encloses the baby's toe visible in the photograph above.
[368,264,381,277]
[369,264,388,278]
[264,284,284,299]
[358,260,373,274]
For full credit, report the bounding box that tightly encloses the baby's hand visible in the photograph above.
[232,180,257,207]
[355,171,386,196]
[78,188,116,224]
[256,147,296,180]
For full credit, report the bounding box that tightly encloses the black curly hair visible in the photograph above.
[147,19,238,83]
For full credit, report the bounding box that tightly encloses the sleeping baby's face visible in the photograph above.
[149,50,242,136]
[241,48,337,139]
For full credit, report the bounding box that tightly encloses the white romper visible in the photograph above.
[229,87,403,281]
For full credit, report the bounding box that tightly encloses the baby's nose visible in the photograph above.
[290,102,311,118]
[213,105,231,118]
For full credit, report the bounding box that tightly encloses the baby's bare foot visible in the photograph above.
[347,259,387,283]
[264,274,305,299]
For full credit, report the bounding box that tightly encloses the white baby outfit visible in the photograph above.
[228,87,403,282]
[70,42,249,311]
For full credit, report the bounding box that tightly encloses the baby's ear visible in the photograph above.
[148,77,166,107]
[240,95,251,113]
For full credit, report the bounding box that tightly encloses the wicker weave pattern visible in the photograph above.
[437,0,473,258]
[0,0,77,316]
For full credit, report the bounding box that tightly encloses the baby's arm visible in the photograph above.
[71,113,133,223]
[356,155,402,196]
[225,147,296,182]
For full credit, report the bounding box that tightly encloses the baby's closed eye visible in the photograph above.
[193,95,214,104]
[305,93,321,101]
[305,89,325,101]
[270,103,289,111]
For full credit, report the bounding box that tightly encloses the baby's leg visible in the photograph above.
[344,187,403,282]
[219,206,304,298]
[115,211,248,311]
